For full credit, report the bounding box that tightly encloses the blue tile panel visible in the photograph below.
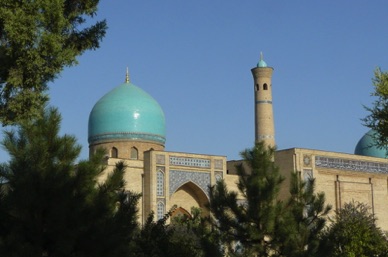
[169,170,210,198]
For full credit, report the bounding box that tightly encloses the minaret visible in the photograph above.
[251,53,275,148]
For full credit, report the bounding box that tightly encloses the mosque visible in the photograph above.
[87,56,388,230]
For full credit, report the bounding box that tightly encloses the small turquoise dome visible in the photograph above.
[354,130,387,158]
[88,82,165,145]
[257,59,267,68]
[257,52,268,68]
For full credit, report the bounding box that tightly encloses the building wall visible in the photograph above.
[276,148,388,230]
[100,150,236,224]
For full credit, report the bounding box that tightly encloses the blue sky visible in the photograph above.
[2,1,388,162]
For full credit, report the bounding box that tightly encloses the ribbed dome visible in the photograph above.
[88,82,165,145]
[354,130,387,158]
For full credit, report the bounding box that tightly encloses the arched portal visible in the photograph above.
[169,181,209,217]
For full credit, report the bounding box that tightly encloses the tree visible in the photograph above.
[129,209,209,257]
[318,201,388,257]
[0,0,107,124]
[363,68,388,149]
[208,142,331,257]
[208,142,285,256]
[171,207,224,257]
[273,172,331,257]
[0,107,139,257]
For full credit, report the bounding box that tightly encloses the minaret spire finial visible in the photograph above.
[260,51,264,61]
[125,67,130,83]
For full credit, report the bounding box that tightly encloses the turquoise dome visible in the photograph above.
[354,130,387,158]
[88,82,165,145]
[257,59,268,68]
[257,52,268,68]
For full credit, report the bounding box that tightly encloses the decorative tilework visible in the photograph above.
[214,159,223,170]
[303,169,313,180]
[170,156,211,168]
[255,100,273,104]
[156,170,164,196]
[169,170,211,198]
[157,200,165,220]
[215,171,223,182]
[156,154,165,165]
[315,156,388,174]
[89,131,165,144]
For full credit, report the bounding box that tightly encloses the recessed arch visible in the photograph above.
[111,147,118,158]
[170,181,209,217]
[130,147,138,160]
[157,201,165,220]
[263,83,268,90]
[156,170,164,196]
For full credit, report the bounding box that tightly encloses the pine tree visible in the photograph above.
[0,107,139,257]
[208,142,331,257]
[273,172,331,257]
[208,142,284,256]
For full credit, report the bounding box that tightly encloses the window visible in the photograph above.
[157,170,164,196]
[130,147,138,159]
[111,147,118,158]
[255,84,259,91]
[157,201,165,220]
[263,83,268,90]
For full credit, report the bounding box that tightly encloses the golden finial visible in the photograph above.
[125,67,130,83]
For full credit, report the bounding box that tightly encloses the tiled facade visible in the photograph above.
[101,149,232,224]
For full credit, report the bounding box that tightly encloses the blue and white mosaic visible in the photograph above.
[170,156,211,168]
[169,170,211,198]
[315,156,388,174]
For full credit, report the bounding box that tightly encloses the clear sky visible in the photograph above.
[2,1,388,162]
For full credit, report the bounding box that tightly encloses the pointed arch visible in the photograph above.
[156,170,164,196]
[130,147,138,160]
[170,181,209,217]
[157,201,165,220]
[171,207,192,221]
[111,147,118,158]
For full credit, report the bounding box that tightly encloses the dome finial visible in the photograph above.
[257,51,268,68]
[125,67,130,83]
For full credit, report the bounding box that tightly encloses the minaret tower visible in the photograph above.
[251,53,275,148]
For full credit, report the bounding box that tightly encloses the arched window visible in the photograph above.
[157,170,164,196]
[263,83,268,90]
[157,201,165,220]
[111,147,118,158]
[130,147,138,160]
[255,84,259,91]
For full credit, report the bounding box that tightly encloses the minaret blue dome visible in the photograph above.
[257,52,268,68]
[354,129,387,158]
[88,81,165,145]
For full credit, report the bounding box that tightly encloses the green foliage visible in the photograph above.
[363,67,388,149]
[318,201,388,257]
[273,172,331,257]
[0,107,140,257]
[208,142,285,256]
[172,207,224,257]
[130,208,206,257]
[0,0,107,124]
[208,142,331,257]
